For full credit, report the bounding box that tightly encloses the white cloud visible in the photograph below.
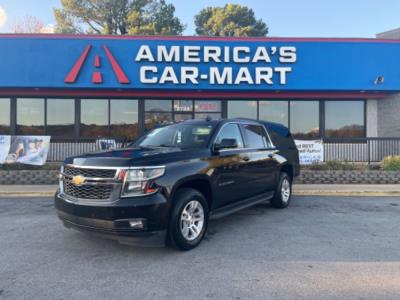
[0,6,7,28]
[40,24,55,34]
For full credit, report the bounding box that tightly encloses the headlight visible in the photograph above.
[59,165,64,191]
[121,167,165,197]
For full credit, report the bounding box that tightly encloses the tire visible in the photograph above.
[270,172,292,209]
[168,188,209,251]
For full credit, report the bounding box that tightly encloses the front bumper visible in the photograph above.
[54,191,170,247]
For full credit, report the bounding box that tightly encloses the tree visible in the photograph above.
[13,15,53,33]
[194,4,268,37]
[54,0,185,35]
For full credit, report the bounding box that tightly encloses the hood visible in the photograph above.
[64,146,209,167]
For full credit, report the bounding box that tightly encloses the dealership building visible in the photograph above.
[0,32,400,150]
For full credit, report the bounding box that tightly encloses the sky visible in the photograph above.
[0,0,400,37]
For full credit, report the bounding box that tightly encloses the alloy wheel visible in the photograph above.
[281,178,291,203]
[180,200,205,241]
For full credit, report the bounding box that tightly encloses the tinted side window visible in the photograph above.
[267,125,296,149]
[243,125,269,149]
[215,123,244,148]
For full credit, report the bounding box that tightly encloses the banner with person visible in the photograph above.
[0,136,51,166]
[0,135,11,164]
[295,140,324,165]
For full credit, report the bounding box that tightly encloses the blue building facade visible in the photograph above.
[0,34,398,140]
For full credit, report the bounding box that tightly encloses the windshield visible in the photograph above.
[137,123,215,149]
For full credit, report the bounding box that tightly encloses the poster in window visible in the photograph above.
[295,140,324,165]
[96,139,117,151]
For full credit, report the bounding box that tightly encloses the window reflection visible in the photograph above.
[0,98,10,134]
[228,101,257,119]
[174,100,193,112]
[290,101,319,139]
[145,100,172,112]
[195,113,221,120]
[195,100,221,113]
[47,99,75,136]
[243,124,268,148]
[215,123,244,148]
[145,99,173,130]
[110,99,139,139]
[81,99,109,137]
[325,101,364,137]
[145,113,172,130]
[17,98,45,135]
[259,101,288,126]
[174,114,193,122]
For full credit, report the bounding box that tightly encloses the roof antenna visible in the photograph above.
[205,115,212,122]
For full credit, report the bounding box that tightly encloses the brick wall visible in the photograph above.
[296,170,400,184]
[0,170,59,185]
[1,169,400,185]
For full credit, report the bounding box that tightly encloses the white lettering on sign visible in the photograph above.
[157,45,180,62]
[135,45,298,85]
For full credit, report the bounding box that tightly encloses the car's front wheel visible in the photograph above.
[271,172,292,209]
[168,188,209,251]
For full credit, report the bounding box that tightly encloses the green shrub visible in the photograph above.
[381,156,400,171]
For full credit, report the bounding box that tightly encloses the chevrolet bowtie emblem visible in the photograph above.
[71,175,86,186]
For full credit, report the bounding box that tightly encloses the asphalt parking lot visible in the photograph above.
[0,196,399,300]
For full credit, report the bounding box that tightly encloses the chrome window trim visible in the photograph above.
[212,122,245,151]
[260,124,275,149]
[212,121,275,152]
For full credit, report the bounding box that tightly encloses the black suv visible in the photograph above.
[55,118,299,250]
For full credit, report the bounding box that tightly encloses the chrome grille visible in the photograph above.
[63,180,114,200]
[61,165,119,201]
[63,166,116,179]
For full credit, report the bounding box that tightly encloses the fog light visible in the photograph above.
[129,220,144,229]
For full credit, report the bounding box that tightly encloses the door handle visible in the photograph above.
[242,156,250,162]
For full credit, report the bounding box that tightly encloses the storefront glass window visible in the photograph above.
[110,99,139,139]
[47,99,75,136]
[17,98,45,135]
[81,99,109,137]
[0,98,10,134]
[228,101,257,119]
[195,113,221,120]
[174,114,193,122]
[145,100,172,112]
[195,100,221,113]
[195,100,222,120]
[145,99,173,130]
[290,101,320,139]
[145,112,173,130]
[259,101,289,126]
[325,101,365,137]
[174,100,193,112]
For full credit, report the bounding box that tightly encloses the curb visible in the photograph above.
[293,191,400,197]
[0,192,56,197]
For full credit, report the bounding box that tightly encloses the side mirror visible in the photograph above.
[214,138,239,151]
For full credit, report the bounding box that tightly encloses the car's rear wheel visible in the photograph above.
[168,188,209,251]
[271,172,292,209]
